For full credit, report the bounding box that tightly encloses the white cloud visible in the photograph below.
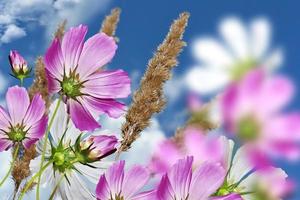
[99,115,166,167]
[0,24,26,43]
[0,0,112,44]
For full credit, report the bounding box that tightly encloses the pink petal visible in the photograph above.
[83,96,126,118]
[259,75,294,115]
[122,166,150,199]
[0,106,11,131]
[157,174,174,200]
[0,138,13,151]
[23,138,38,149]
[189,162,225,199]
[61,25,88,74]
[77,33,117,80]
[45,38,64,80]
[91,135,118,156]
[82,69,131,99]
[46,71,61,94]
[149,140,182,174]
[26,116,47,139]
[106,160,125,196]
[68,98,100,131]
[168,156,193,199]
[24,94,46,128]
[6,86,30,125]
[96,175,110,200]
[132,190,157,200]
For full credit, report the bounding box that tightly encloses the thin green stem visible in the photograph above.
[20,78,24,87]
[18,161,52,200]
[36,97,62,200]
[0,144,19,187]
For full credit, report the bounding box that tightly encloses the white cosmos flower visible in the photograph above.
[30,100,114,200]
[217,137,290,200]
[186,17,283,95]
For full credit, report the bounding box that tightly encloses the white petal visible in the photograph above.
[30,156,54,187]
[219,17,249,59]
[185,67,230,94]
[219,136,235,170]
[50,99,82,146]
[192,37,234,68]
[228,146,254,183]
[250,18,271,59]
[65,172,95,200]
[74,161,112,184]
[262,48,283,71]
[239,171,258,192]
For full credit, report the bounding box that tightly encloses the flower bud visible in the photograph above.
[9,50,30,80]
[76,135,118,163]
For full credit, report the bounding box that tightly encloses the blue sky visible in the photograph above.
[0,0,299,199]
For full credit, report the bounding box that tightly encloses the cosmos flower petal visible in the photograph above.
[45,71,61,94]
[65,172,94,199]
[68,98,100,131]
[23,138,38,149]
[156,174,174,200]
[0,138,13,152]
[250,18,271,59]
[259,75,294,115]
[122,165,150,199]
[219,17,249,59]
[189,162,225,199]
[6,86,30,125]
[106,160,125,196]
[0,106,11,131]
[132,190,157,200]
[24,94,46,128]
[45,38,64,80]
[82,69,131,99]
[192,37,234,68]
[26,116,47,140]
[168,156,193,199]
[83,96,126,118]
[75,161,111,184]
[96,174,110,199]
[185,66,230,94]
[77,32,117,80]
[61,24,88,73]
[91,135,118,156]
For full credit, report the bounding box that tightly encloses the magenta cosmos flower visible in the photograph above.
[96,160,150,200]
[149,128,225,174]
[221,69,300,161]
[9,50,31,81]
[154,156,225,200]
[0,86,47,151]
[45,25,131,131]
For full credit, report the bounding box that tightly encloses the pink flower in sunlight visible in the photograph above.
[154,156,225,200]
[9,50,31,80]
[96,160,150,200]
[45,24,131,131]
[149,128,225,174]
[0,86,47,151]
[221,69,300,161]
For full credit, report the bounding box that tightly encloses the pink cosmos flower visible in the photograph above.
[154,156,225,200]
[96,160,150,200]
[149,128,225,174]
[0,86,47,151]
[221,69,300,161]
[45,24,131,131]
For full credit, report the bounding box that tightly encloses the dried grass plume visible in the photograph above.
[119,12,190,153]
[100,7,121,39]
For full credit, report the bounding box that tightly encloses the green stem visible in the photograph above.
[18,161,52,200]
[20,78,24,87]
[49,174,65,200]
[36,97,62,200]
[0,144,19,187]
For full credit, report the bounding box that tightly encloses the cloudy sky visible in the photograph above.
[0,0,299,199]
